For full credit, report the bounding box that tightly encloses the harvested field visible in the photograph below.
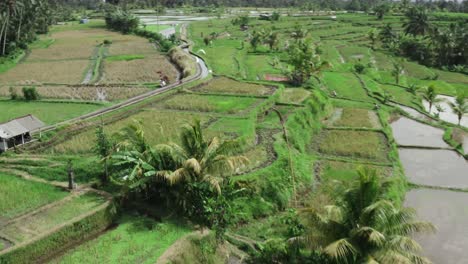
[107,38,158,55]
[193,77,273,96]
[0,173,67,220]
[0,60,89,85]
[51,110,211,154]
[99,54,178,84]
[160,94,259,114]
[278,88,310,104]
[316,130,389,162]
[0,86,150,101]
[27,42,95,61]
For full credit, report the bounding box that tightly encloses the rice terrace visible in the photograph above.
[0,0,467,263]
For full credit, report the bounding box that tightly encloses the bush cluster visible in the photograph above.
[9,86,40,101]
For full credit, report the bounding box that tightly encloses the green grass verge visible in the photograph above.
[106,54,145,62]
[0,100,104,124]
[51,215,191,264]
[0,173,67,219]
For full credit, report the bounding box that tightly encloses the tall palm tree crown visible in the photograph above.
[420,85,442,113]
[162,120,248,194]
[449,94,468,125]
[297,168,435,264]
[403,7,432,37]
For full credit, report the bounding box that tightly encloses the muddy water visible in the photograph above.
[423,95,468,128]
[399,148,468,188]
[392,114,468,263]
[389,102,430,121]
[405,189,468,264]
[391,117,449,148]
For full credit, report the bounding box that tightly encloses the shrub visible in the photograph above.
[9,87,18,100]
[168,47,197,78]
[354,63,366,74]
[103,39,112,45]
[22,86,39,101]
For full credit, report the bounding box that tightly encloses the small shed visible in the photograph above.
[0,115,44,152]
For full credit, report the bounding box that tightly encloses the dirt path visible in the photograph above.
[156,230,208,264]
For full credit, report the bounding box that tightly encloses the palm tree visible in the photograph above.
[407,84,420,95]
[111,121,174,190]
[403,7,432,37]
[449,94,468,125]
[368,29,378,50]
[391,62,404,85]
[379,23,396,49]
[374,3,390,20]
[162,120,248,194]
[295,167,435,263]
[420,85,442,113]
[265,31,280,51]
[290,24,308,41]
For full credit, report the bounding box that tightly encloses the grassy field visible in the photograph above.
[1,192,106,243]
[317,130,389,162]
[0,100,104,124]
[193,77,273,96]
[323,72,372,102]
[51,215,191,264]
[332,108,377,128]
[52,110,211,154]
[160,94,260,114]
[0,173,67,219]
[320,160,393,181]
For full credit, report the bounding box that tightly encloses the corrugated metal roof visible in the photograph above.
[0,115,44,139]
[15,115,45,131]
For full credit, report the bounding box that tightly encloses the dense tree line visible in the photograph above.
[378,7,468,72]
[51,0,468,13]
[0,0,52,56]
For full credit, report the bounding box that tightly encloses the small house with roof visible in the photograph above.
[0,115,44,152]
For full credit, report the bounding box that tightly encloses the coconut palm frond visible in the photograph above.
[373,249,413,264]
[204,174,223,194]
[362,200,396,225]
[322,205,345,222]
[184,158,202,175]
[166,168,188,185]
[406,253,433,264]
[386,235,422,252]
[351,226,386,247]
[362,255,379,264]
[389,221,436,236]
[324,238,357,262]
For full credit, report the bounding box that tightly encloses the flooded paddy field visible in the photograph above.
[405,189,468,264]
[391,116,449,148]
[398,148,468,188]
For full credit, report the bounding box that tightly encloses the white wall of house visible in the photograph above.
[0,138,7,151]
